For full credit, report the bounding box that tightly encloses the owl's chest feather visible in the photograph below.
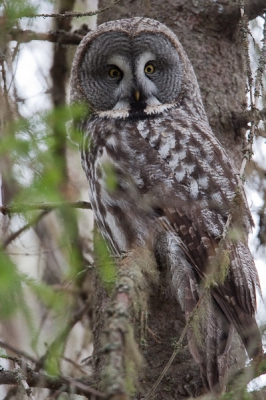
[81,112,239,253]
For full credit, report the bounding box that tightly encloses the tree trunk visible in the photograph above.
[89,1,263,398]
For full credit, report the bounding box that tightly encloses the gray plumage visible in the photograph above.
[70,17,262,393]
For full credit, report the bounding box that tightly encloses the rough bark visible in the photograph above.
[89,1,258,399]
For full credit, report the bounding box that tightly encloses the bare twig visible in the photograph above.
[62,356,88,374]
[63,376,106,398]
[1,201,91,247]
[20,0,122,19]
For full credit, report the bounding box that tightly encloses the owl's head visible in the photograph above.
[71,18,203,118]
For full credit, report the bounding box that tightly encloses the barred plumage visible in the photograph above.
[70,17,262,393]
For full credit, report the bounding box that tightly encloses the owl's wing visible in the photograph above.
[154,204,262,393]
[155,223,233,393]
[160,201,262,357]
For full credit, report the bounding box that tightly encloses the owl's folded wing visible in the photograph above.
[158,206,263,359]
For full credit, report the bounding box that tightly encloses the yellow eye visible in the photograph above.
[108,67,122,78]
[144,63,155,74]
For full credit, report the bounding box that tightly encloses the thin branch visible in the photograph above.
[0,201,91,215]
[0,341,38,365]
[0,202,91,246]
[8,29,85,45]
[3,210,50,248]
[62,356,88,375]
[20,0,122,19]
[63,376,106,398]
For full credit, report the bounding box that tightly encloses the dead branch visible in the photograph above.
[20,0,122,19]
[8,28,85,45]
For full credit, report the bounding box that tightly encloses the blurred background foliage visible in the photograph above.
[0,0,98,398]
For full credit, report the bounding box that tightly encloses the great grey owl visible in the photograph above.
[70,18,262,393]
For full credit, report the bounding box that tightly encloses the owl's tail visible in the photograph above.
[186,291,234,394]
[155,231,233,394]
[212,287,263,360]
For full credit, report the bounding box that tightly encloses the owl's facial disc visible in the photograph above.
[79,32,183,117]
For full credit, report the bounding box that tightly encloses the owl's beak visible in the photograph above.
[134,90,140,102]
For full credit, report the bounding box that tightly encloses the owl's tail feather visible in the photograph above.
[212,287,263,360]
[187,297,233,394]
